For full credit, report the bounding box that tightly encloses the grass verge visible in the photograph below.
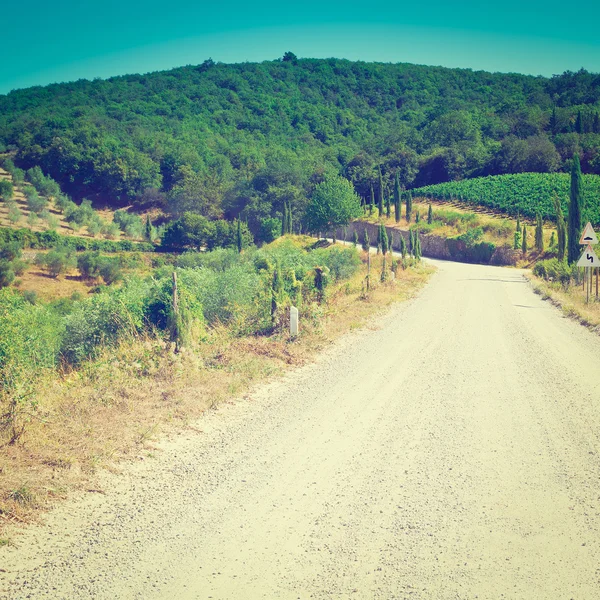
[0,252,433,538]
[527,272,600,332]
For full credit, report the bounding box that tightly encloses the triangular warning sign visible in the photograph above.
[579,222,598,245]
[577,245,600,267]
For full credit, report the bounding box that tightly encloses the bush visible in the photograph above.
[0,260,15,288]
[533,258,574,287]
[0,179,13,201]
[35,248,76,278]
[257,217,281,245]
[312,246,361,281]
[60,278,151,365]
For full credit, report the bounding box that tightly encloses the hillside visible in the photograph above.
[1,58,600,238]
[413,172,600,224]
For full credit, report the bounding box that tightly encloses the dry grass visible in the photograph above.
[0,254,433,537]
[528,271,600,332]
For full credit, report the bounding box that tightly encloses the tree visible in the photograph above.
[353,230,359,247]
[394,172,401,223]
[377,168,384,217]
[0,180,13,201]
[304,176,362,236]
[282,201,288,236]
[0,260,15,288]
[535,212,544,252]
[361,229,370,252]
[399,235,407,258]
[406,191,412,223]
[380,224,389,255]
[522,224,528,256]
[551,194,566,260]
[427,203,433,225]
[145,215,153,241]
[567,154,583,264]
[236,219,243,253]
[369,183,374,216]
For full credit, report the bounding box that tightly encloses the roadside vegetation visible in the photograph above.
[0,233,431,536]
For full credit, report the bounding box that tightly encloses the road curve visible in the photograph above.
[3,260,600,599]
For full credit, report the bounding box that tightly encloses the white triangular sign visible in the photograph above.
[579,222,598,245]
[577,245,600,267]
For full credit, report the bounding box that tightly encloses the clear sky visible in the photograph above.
[2,0,600,95]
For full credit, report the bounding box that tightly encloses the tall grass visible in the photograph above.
[0,240,362,443]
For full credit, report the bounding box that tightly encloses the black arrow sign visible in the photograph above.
[587,253,594,263]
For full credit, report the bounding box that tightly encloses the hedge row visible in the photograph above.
[0,227,155,252]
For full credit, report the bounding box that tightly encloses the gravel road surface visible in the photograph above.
[3,259,600,599]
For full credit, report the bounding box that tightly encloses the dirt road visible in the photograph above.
[3,260,600,599]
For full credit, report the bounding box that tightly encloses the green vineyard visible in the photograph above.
[413,173,600,224]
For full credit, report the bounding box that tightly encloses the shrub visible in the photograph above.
[0,180,13,201]
[60,278,151,365]
[35,248,76,278]
[312,246,361,281]
[0,260,15,288]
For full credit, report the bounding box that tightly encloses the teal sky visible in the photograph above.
[2,0,600,94]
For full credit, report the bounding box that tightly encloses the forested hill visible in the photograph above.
[1,57,600,227]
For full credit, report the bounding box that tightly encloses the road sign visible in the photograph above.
[577,245,599,267]
[579,222,598,245]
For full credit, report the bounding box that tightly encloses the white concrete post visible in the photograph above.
[290,306,299,337]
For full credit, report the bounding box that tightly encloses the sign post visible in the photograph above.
[578,222,599,304]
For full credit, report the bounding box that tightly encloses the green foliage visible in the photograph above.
[552,194,567,260]
[533,258,574,287]
[394,172,401,223]
[0,180,13,201]
[0,260,15,288]
[161,213,253,251]
[535,212,544,252]
[414,172,600,224]
[257,217,281,245]
[568,154,583,263]
[304,175,362,234]
[6,59,596,225]
[34,248,76,277]
[113,210,144,239]
[361,229,370,252]
[522,224,528,255]
[427,203,433,225]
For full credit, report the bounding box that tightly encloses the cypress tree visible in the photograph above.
[400,235,407,258]
[522,224,528,256]
[282,202,288,236]
[409,229,414,256]
[575,110,584,134]
[535,212,544,253]
[145,215,152,241]
[552,194,566,261]
[353,230,359,247]
[427,203,433,225]
[567,154,583,264]
[516,215,521,234]
[514,229,522,250]
[415,209,420,224]
[550,231,556,248]
[394,172,401,223]
[378,168,384,217]
[287,202,293,234]
[406,191,413,223]
[550,105,558,134]
[380,224,388,255]
[415,230,422,261]
[369,183,374,216]
[362,229,370,252]
[593,112,600,134]
[236,219,243,253]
